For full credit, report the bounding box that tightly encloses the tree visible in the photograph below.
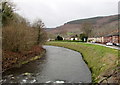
[55,35,63,40]
[32,19,47,45]
[79,33,88,42]
[2,1,15,26]
[2,1,39,52]
[2,1,48,52]
[81,22,93,37]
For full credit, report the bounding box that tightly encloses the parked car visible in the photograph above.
[115,43,120,46]
[106,42,113,46]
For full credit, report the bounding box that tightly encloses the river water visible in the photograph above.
[2,46,91,83]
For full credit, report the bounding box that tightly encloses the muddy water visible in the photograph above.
[2,45,91,83]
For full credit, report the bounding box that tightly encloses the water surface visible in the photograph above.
[3,45,91,83]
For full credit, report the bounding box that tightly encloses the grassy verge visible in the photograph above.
[46,41,119,82]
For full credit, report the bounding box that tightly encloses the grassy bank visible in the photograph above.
[46,41,119,82]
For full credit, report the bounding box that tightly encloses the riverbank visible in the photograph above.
[3,45,46,72]
[46,41,119,83]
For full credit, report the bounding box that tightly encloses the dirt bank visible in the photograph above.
[2,45,45,72]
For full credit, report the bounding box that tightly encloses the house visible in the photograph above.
[96,37,102,43]
[64,38,70,40]
[103,33,119,44]
[87,38,96,43]
[112,33,119,44]
[70,35,79,41]
[88,32,120,44]
[88,36,103,43]
[103,34,113,43]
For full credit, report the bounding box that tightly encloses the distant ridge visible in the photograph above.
[46,14,118,38]
[66,17,104,24]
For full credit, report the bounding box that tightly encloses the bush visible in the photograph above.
[79,33,88,42]
[2,1,47,53]
[32,19,48,45]
[55,35,63,40]
[2,23,37,52]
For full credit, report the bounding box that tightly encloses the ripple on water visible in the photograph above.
[2,73,37,83]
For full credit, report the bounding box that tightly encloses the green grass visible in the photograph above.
[45,41,119,82]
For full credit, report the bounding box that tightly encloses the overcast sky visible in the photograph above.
[12,0,119,28]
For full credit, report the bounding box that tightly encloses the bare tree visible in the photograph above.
[2,21,37,52]
[81,22,94,37]
[32,19,47,45]
[2,1,47,52]
[2,1,38,52]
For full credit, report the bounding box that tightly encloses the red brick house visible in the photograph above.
[112,33,119,44]
[103,35,113,43]
[88,32,120,44]
[102,32,119,44]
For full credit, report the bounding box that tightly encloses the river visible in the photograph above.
[2,45,91,83]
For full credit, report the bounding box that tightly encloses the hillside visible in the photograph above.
[46,15,118,38]
[66,17,104,24]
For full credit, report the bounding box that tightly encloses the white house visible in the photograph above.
[70,35,79,41]
[70,38,74,40]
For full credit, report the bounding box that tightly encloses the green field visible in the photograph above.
[46,41,119,82]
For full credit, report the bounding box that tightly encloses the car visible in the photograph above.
[106,42,113,46]
[115,43,120,46]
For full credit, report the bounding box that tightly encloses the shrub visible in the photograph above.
[55,35,63,40]
[2,23,37,52]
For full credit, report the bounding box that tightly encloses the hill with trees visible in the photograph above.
[46,14,118,39]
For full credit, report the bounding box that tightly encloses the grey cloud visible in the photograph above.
[12,0,119,28]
